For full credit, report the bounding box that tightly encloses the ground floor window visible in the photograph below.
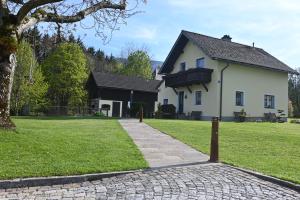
[163,99,168,105]
[264,95,275,109]
[195,91,202,105]
[236,91,244,106]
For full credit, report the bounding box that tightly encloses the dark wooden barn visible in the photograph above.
[86,71,161,118]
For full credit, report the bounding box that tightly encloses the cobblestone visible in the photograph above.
[0,164,299,199]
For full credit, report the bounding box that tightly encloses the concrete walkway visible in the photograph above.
[119,119,209,168]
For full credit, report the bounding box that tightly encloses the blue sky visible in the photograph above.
[76,0,300,69]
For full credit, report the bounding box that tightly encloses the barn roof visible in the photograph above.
[91,71,161,93]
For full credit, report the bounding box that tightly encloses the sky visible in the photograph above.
[76,0,300,69]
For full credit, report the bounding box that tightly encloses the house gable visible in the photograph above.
[172,41,217,74]
[160,30,298,75]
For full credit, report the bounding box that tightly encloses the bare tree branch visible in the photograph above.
[43,1,126,23]
[17,1,126,34]
[17,0,62,23]
[8,0,24,4]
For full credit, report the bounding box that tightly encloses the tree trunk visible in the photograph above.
[0,54,17,129]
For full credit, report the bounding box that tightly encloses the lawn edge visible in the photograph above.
[145,120,300,186]
[0,169,144,189]
[227,165,300,192]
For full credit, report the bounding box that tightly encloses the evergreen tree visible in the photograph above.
[95,49,105,61]
[87,47,96,56]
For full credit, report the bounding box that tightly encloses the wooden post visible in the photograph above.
[139,105,143,123]
[210,117,219,162]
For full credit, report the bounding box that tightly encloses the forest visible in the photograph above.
[11,27,155,116]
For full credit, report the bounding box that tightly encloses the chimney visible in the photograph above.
[221,35,232,42]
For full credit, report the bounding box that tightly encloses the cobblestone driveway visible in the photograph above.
[0,164,299,200]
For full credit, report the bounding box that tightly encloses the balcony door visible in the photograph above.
[178,91,184,114]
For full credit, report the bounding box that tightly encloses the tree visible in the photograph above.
[26,65,48,115]
[95,49,105,61]
[11,40,48,115]
[42,42,88,112]
[289,68,300,117]
[0,0,144,129]
[121,50,153,79]
[87,47,96,56]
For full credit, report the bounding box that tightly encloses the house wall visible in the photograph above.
[157,41,220,119]
[157,81,178,108]
[157,40,289,121]
[220,62,288,120]
[98,99,123,117]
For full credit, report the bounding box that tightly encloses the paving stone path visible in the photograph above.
[1,164,299,199]
[119,119,209,167]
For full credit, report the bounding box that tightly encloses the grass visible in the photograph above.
[0,117,147,180]
[145,119,300,184]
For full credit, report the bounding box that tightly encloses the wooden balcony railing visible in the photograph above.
[164,68,213,88]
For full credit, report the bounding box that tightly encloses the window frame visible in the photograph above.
[180,62,186,71]
[196,58,205,68]
[195,91,202,105]
[163,99,168,105]
[235,91,244,106]
[264,95,275,109]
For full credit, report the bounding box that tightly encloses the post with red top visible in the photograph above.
[210,117,219,162]
[139,105,143,123]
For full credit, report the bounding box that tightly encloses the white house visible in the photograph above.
[156,30,298,121]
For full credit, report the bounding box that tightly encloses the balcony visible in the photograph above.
[164,68,213,88]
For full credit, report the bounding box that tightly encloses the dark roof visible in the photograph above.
[160,30,298,74]
[91,71,161,93]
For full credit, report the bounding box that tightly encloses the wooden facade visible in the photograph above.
[86,72,160,118]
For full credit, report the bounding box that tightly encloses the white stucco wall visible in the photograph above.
[156,40,289,120]
[157,81,177,108]
[157,41,220,118]
[99,100,122,117]
[221,63,288,118]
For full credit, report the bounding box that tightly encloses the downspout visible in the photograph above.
[219,63,230,120]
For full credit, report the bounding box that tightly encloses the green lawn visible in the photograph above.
[0,117,147,180]
[145,119,300,184]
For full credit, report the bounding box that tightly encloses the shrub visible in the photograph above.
[290,119,300,124]
[155,103,162,118]
[94,111,105,117]
[161,104,176,119]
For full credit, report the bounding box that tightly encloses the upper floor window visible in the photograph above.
[195,91,202,105]
[264,95,275,109]
[236,91,244,106]
[180,62,186,71]
[163,99,168,105]
[196,58,205,68]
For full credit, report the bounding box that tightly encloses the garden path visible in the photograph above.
[119,119,209,168]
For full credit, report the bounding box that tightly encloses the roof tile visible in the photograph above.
[92,71,161,93]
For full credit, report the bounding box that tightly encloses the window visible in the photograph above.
[195,91,202,105]
[180,62,186,71]
[196,58,205,68]
[163,99,168,105]
[264,95,275,109]
[236,91,244,106]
